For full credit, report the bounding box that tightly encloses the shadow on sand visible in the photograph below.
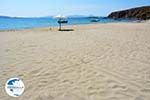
[59,29,74,31]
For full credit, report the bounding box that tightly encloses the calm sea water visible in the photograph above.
[0,17,133,30]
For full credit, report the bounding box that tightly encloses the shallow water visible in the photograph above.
[0,17,132,30]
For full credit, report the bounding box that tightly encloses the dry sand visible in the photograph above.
[0,22,150,100]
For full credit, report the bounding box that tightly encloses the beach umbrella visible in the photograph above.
[55,15,67,31]
[55,14,66,19]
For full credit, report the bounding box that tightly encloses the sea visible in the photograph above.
[0,17,134,30]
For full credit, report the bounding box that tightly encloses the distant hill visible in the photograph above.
[67,15,88,18]
[108,6,150,20]
[0,16,11,18]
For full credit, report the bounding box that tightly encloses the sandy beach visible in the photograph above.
[0,21,150,100]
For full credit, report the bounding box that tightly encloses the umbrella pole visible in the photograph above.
[59,23,61,31]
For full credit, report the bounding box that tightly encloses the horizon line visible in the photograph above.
[0,14,107,18]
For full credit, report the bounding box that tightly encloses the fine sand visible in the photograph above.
[0,22,150,100]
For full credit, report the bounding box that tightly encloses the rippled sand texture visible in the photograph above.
[0,22,150,100]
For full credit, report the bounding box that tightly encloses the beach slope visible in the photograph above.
[0,22,150,100]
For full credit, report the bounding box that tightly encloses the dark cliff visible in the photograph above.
[108,6,150,20]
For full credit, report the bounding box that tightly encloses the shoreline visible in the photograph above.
[0,20,149,32]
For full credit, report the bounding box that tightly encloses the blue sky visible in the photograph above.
[0,0,150,17]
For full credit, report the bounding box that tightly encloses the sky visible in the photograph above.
[0,0,150,17]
